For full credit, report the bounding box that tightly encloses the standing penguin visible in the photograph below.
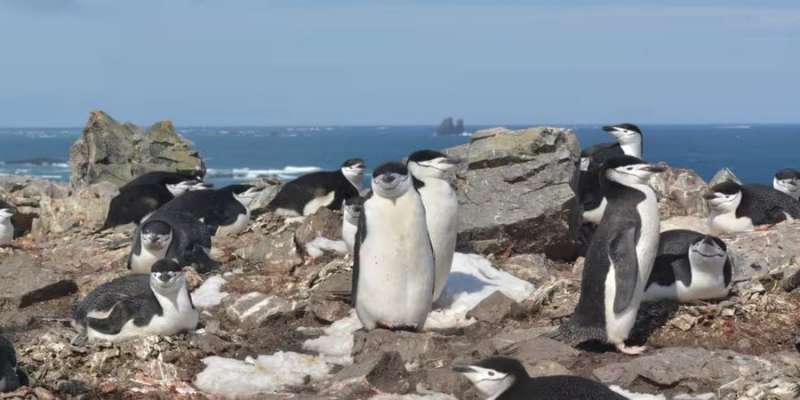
[72,259,199,343]
[554,156,664,355]
[269,158,365,217]
[128,210,218,274]
[99,172,209,231]
[644,230,732,303]
[580,124,644,224]
[0,201,15,246]
[454,356,627,400]
[773,169,800,201]
[704,181,800,235]
[353,162,435,331]
[341,196,364,255]
[406,149,460,302]
[0,336,28,393]
[156,184,262,236]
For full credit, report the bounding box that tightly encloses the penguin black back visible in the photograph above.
[268,159,364,216]
[0,336,27,393]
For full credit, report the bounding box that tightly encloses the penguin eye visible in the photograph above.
[488,371,495,377]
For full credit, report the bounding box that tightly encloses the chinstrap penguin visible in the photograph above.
[72,259,199,343]
[406,149,461,302]
[128,210,218,274]
[553,156,664,355]
[269,158,365,217]
[644,230,732,303]
[99,172,210,231]
[0,202,15,246]
[353,161,435,331]
[774,169,800,201]
[0,336,28,393]
[342,196,364,255]
[157,184,262,236]
[580,124,644,225]
[454,356,627,400]
[704,181,800,235]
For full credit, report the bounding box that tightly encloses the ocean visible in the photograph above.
[0,124,797,187]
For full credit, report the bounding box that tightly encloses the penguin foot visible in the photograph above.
[615,343,647,355]
[754,224,775,232]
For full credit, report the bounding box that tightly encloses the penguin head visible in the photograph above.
[371,162,412,199]
[453,356,525,399]
[149,259,186,294]
[704,181,743,213]
[603,156,665,186]
[407,149,462,179]
[602,123,642,145]
[140,220,173,251]
[222,184,262,208]
[166,179,205,197]
[341,158,367,179]
[342,196,364,223]
[689,235,728,271]
[774,169,800,198]
[0,207,15,222]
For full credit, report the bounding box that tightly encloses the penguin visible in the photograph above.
[0,336,28,393]
[341,195,364,255]
[99,172,210,231]
[773,169,800,201]
[0,201,15,246]
[553,156,664,355]
[156,184,262,236]
[406,149,461,302]
[268,158,365,217]
[704,181,800,235]
[353,161,435,331]
[128,210,218,274]
[72,259,199,343]
[643,230,732,303]
[454,356,627,400]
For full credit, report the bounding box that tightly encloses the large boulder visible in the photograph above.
[445,127,580,259]
[0,175,70,237]
[32,182,118,237]
[648,162,709,219]
[723,220,800,282]
[69,111,204,188]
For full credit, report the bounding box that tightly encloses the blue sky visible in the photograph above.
[0,0,797,126]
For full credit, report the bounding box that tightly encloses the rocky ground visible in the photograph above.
[2,122,800,399]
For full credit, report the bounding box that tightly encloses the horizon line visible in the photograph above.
[0,122,798,129]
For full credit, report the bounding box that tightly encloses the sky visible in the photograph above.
[0,0,798,126]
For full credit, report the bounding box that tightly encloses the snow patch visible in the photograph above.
[610,386,667,400]
[302,311,362,365]
[305,236,348,258]
[191,275,228,309]
[424,252,535,329]
[194,352,331,398]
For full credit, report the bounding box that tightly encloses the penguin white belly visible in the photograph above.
[0,220,13,245]
[342,219,357,255]
[645,273,729,303]
[419,180,459,301]
[583,198,607,225]
[130,246,168,274]
[216,210,251,236]
[708,212,753,235]
[605,185,660,345]
[303,191,336,216]
[356,194,435,330]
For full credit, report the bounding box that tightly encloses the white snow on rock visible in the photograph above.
[610,386,667,400]
[424,252,535,329]
[191,275,228,309]
[194,351,331,398]
[302,311,362,365]
[305,237,348,258]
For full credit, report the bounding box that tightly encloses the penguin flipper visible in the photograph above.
[351,196,368,307]
[85,299,134,335]
[609,225,639,314]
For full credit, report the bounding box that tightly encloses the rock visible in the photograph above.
[498,253,552,283]
[33,182,118,236]
[69,111,204,188]
[225,292,295,326]
[309,299,351,323]
[466,291,517,324]
[445,127,581,259]
[660,216,709,233]
[0,253,77,312]
[326,351,412,395]
[648,162,709,218]
[723,221,800,281]
[235,229,303,274]
[0,175,70,237]
[295,208,345,257]
[248,177,283,215]
[709,168,741,187]
[416,368,472,399]
[352,330,450,364]
[504,337,580,369]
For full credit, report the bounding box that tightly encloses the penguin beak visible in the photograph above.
[701,236,715,246]
[602,125,618,133]
[702,192,718,200]
[643,165,666,173]
[445,156,463,166]
[452,365,475,373]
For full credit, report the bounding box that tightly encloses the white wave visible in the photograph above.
[716,125,751,129]
[206,166,322,180]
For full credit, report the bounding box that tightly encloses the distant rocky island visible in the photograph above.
[436,117,465,135]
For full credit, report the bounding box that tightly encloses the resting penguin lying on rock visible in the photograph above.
[454,356,628,399]
[773,168,800,201]
[128,210,218,274]
[71,259,199,344]
[0,336,27,393]
[156,184,262,236]
[269,158,365,217]
[705,180,800,235]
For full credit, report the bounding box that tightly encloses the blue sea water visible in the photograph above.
[0,124,797,187]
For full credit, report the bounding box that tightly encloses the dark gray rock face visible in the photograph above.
[69,111,204,188]
[445,127,581,259]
